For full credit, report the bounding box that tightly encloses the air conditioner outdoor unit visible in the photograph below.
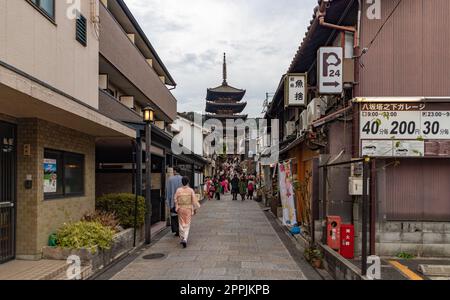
[307,98,327,126]
[298,110,308,137]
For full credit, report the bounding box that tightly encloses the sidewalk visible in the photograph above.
[0,223,168,280]
[0,260,83,280]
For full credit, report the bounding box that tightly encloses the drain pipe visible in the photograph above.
[318,0,358,46]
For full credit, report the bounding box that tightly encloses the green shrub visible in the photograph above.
[56,221,115,253]
[96,193,146,229]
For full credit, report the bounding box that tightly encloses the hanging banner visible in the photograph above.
[43,159,57,193]
[278,162,298,226]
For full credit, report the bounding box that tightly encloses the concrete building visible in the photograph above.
[0,0,135,262]
[0,0,179,263]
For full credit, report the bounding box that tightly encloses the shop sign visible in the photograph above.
[359,102,450,157]
[284,73,307,107]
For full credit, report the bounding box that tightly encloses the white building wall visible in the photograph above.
[0,0,99,109]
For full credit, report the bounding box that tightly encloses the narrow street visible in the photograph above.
[109,194,313,280]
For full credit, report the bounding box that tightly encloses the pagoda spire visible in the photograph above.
[222,52,228,86]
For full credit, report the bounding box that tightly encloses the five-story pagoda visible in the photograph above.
[205,53,247,121]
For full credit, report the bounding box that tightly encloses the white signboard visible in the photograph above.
[318,47,343,94]
[285,74,307,107]
[362,140,424,157]
[359,102,450,158]
[360,110,450,140]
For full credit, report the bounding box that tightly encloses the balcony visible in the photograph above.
[99,4,177,122]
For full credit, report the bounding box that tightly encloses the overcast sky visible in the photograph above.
[126,0,317,118]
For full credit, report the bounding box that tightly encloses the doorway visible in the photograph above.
[0,121,16,264]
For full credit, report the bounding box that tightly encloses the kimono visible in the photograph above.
[174,186,201,242]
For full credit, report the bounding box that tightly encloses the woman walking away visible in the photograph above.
[231,174,239,200]
[175,176,201,248]
[239,176,247,201]
[247,178,255,200]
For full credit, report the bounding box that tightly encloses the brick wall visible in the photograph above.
[16,119,96,259]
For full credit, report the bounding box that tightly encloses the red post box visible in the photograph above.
[326,216,341,250]
[340,224,355,259]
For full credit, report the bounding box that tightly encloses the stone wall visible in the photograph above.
[16,119,96,259]
[377,221,450,257]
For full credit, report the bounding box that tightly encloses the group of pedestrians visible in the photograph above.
[204,174,256,202]
[165,167,257,249]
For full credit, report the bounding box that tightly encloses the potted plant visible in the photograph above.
[304,245,323,269]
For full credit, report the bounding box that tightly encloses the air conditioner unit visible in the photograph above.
[298,110,308,137]
[285,121,296,138]
[307,98,327,126]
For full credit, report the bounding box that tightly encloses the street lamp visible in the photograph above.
[143,106,154,245]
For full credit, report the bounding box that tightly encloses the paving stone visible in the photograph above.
[111,194,307,280]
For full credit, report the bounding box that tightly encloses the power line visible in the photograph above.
[366,0,403,50]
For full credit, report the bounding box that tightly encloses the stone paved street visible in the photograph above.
[111,194,308,280]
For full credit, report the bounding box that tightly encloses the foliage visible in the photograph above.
[397,252,415,260]
[304,245,323,262]
[56,221,115,253]
[82,211,120,232]
[96,193,146,229]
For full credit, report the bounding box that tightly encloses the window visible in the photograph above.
[29,0,55,20]
[44,149,84,199]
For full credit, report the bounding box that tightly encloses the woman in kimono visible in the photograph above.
[174,176,201,248]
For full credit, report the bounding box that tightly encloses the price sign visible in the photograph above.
[359,102,450,158]
[360,105,450,140]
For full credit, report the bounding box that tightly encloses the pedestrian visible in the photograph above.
[166,166,183,237]
[214,178,221,200]
[239,175,247,201]
[221,177,227,195]
[231,174,239,200]
[174,176,201,248]
[247,178,255,200]
[205,177,213,200]
[209,178,216,200]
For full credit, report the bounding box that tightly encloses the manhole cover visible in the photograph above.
[142,253,166,260]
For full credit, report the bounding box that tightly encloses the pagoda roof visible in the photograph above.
[206,101,247,114]
[207,85,246,101]
[205,113,248,120]
[206,53,246,102]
